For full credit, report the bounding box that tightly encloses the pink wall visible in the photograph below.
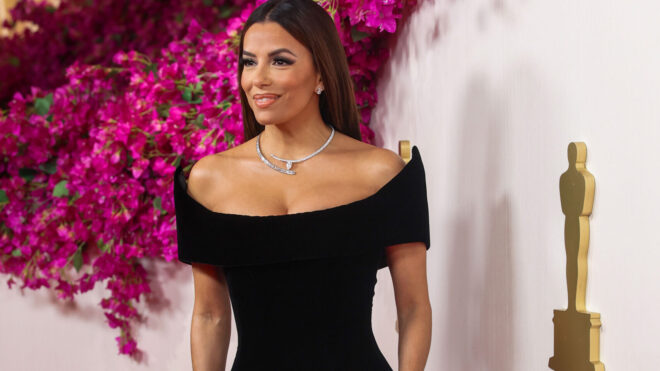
[0,260,194,370]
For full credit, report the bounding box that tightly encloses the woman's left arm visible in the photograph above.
[386,241,432,371]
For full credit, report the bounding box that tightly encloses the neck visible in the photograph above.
[260,117,333,159]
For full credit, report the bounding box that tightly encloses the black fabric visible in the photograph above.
[173,145,430,370]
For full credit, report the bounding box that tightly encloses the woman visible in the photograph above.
[173,0,432,369]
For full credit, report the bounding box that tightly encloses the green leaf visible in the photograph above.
[67,191,81,206]
[219,5,236,18]
[192,113,206,129]
[39,158,57,175]
[53,180,69,198]
[18,168,38,182]
[73,245,83,271]
[182,86,192,102]
[224,132,235,145]
[8,56,19,67]
[97,238,111,253]
[0,189,7,203]
[34,93,53,116]
[217,101,231,111]
[156,103,170,118]
[143,63,158,79]
[153,196,167,215]
[171,155,182,168]
[11,249,21,257]
[351,27,370,42]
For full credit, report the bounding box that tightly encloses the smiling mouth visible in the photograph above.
[254,95,279,108]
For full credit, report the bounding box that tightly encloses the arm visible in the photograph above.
[187,158,232,370]
[191,262,232,371]
[386,242,432,371]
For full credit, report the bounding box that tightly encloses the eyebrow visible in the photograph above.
[242,48,297,58]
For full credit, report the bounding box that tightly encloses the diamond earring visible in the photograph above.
[315,87,323,95]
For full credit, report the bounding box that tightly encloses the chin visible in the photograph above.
[255,112,287,125]
[254,117,278,127]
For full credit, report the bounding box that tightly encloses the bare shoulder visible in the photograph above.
[333,132,407,186]
[361,145,407,184]
[186,155,219,206]
[186,150,238,209]
[334,132,405,170]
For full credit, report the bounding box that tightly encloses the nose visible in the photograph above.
[252,60,271,88]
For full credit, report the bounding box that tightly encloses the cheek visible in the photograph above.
[281,70,312,90]
[240,73,250,92]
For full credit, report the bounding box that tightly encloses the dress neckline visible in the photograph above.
[175,145,420,220]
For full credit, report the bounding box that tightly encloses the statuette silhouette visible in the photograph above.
[549,142,604,371]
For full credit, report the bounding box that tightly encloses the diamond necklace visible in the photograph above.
[256,124,335,175]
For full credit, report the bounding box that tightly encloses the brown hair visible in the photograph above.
[237,0,362,142]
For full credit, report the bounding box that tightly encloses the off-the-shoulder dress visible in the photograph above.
[173,145,430,370]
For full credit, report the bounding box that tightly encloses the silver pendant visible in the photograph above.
[256,125,335,175]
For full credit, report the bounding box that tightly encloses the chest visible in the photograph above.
[213,175,379,216]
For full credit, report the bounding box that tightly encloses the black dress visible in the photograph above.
[173,145,431,371]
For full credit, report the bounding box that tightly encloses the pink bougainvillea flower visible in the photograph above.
[0,0,416,357]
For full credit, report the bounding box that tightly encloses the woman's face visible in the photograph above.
[241,21,322,126]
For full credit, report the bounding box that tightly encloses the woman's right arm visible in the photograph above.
[187,157,232,370]
[191,263,232,371]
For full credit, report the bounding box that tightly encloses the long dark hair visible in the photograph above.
[237,0,362,142]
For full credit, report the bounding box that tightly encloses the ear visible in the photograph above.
[316,72,323,90]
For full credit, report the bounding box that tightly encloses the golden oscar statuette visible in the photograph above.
[549,142,604,371]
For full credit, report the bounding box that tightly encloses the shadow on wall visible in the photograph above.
[445,73,514,371]
[369,0,450,146]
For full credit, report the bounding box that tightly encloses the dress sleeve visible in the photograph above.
[172,164,233,266]
[375,145,431,270]
[173,165,201,265]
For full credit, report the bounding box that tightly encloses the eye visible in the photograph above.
[273,57,293,66]
[240,57,293,67]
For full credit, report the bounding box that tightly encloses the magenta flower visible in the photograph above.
[0,0,416,358]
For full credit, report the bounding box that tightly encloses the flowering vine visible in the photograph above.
[0,0,257,106]
[0,0,417,357]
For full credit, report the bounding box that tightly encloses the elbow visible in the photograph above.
[193,311,227,323]
[192,304,231,323]
[398,301,432,322]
